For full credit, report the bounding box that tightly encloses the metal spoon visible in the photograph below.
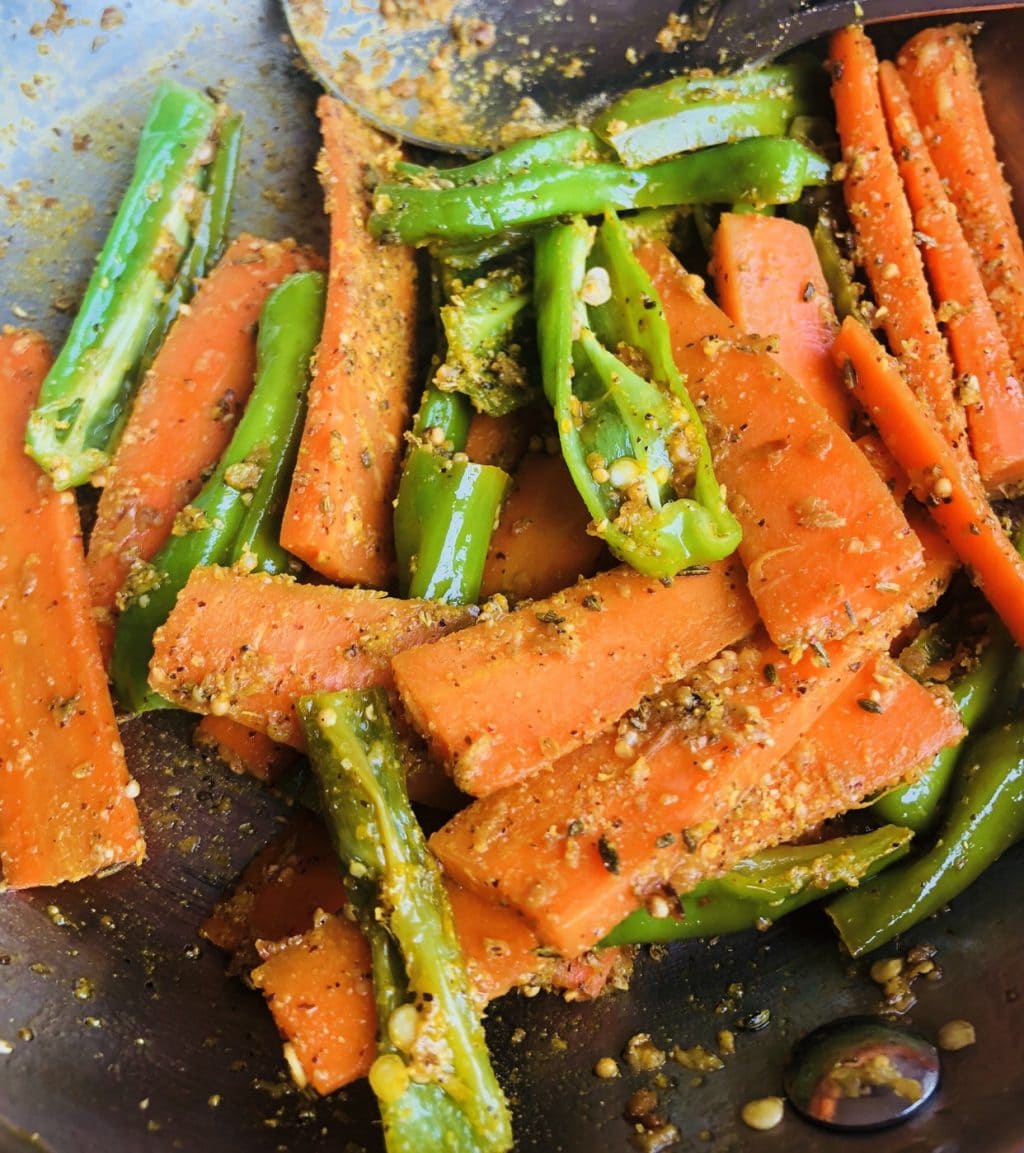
[282,0,1023,153]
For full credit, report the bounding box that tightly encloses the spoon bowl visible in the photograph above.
[282,0,1024,152]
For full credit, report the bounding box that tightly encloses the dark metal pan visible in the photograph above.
[1,4,1022,1151]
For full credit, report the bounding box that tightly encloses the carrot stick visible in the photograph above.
[193,714,298,783]
[898,25,1024,384]
[393,560,758,797]
[479,451,606,602]
[86,235,321,660]
[637,240,924,649]
[0,329,144,889]
[710,212,854,428]
[431,609,953,958]
[669,654,963,895]
[833,314,1024,646]
[828,26,965,451]
[148,565,473,747]
[280,96,418,587]
[878,59,1024,494]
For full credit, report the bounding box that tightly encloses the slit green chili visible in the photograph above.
[298,688,513,1153]
[25,83,220,489]
[534,210,741,578]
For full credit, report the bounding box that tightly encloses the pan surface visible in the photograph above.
[1,3,1022,1151]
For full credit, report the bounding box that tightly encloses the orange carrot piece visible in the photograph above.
[669,654,963,895]
[0,330,144,888]
[464,409,533,472]
[86,236,321,660]
[878,59,1024,494]
[834,314,1024,646]
[193,714,298,783]
[829,26,965,450]
[898,25,1024,384]
[149,565,473,748]
[638,240,923,649]
[280,97,418,587]
[201,813,346,960]
[711,212,854,428]
[479,451,606,602]
[251,911,377,1096]
[854,432,959,608]
[393,560,758,797]
[429,602,920,957]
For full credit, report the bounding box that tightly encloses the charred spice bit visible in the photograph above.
[598,836,621,875]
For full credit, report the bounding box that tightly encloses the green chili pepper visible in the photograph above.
[811,211,863,322]
[137,110,244,377]
[593,60,825,168]
[393,387,509,604]
[828,719,1024,956]
[434,262,535,416]
[229,270,326,574]
[391,125,608,189]
[298,688,513,1153]
[110,270,326,712]
[534,211,741,578]
[602,825,913,946]
[25,83,219,489]
[371,136,831,249]
[872,621,1015,832]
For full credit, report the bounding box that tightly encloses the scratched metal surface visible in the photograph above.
[1,3,1023,1151]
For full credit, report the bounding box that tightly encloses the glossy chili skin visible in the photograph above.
[393,386,509,605]
[592,59,825,167]
[829,718,1024,956]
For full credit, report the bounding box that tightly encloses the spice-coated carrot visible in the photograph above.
[393,560,758,797]
[711,212,854,428]
[464,409,533,472]
[669,654,963,895]
[148,565,473,748]
[829,26,965,450]
[251,911,377,1095]
[430,606,920,957]
[833,315,1024,647]
[855,432,959,608]
[86,235,321,660]
[193,714,298,783]
[878,60,1024,494]
[897,25,1024,384]
[638,240,923,649]
[280,97,418,587]
[479,451,606,602]
[0,330,144,889]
